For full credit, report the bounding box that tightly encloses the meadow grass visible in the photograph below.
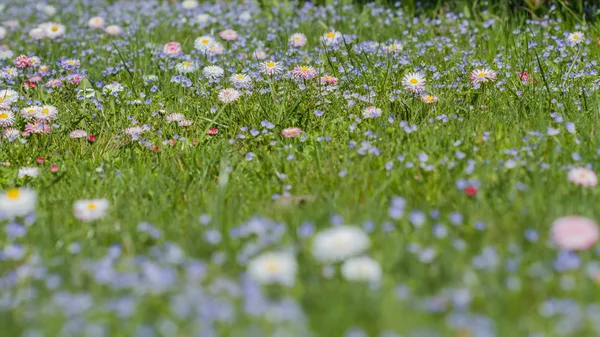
[1,0,600,336]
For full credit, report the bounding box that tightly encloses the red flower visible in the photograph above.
[464,186,477,196]
[207,128,218,135]
[87,135,96,142]
[36,157,45,164]
[50,165,59,172]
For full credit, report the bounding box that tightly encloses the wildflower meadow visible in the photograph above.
[2,0,600,336]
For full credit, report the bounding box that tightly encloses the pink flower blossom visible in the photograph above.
[219,29,238,41]
[163,42,183,57]
[23,122,51,136]
[14,55,33,69]
[282,127,302,138]
[568,167,597,187]
[551,216,599,251]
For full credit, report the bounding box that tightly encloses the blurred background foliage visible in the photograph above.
[254,0,600,23]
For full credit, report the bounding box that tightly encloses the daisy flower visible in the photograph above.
[194,35,215,51]
[181,0,199,9]
[321,74,338,85]
[41,22,66,39]
[420,94,439,104]
[20,106,41,119]
[259,60,284,76]
[0,188,37,218]
[282,127,302,137]
[36,105,58,121]
[247,252,298,286]
[2,128,20,140]
[1,67,18,80]
[568,167,598,187]
[70,130,88,139]
[341,256,382,283]
[0,88,19,104]
[253,49,267,60]
[291,65,317,79]
[321,30,342,46]
[104,25,122,35]
[14,55,33,69]
[289,33,307,48]
[18,167,39,179]
[219,29,238,41]
[469,68,498,84]
[0,110,15,127]
[362,106,382,119]
[178,119,193,127]
[23,122,51,135]
[402,72,426,92]
[384,43,403,53]
[202,65,224,79]
[73,199,109,222]
[312,226,370,263]
[0,49,14,60]
[207,42,225,56]
[175,61,198,73]
[230,73,252,87]
[551,216,599,251]
[124,126,147,140]
[166,113,185,122]
[162,42,183,57]
[567,31,585,46]
[88,16,105,29]
[218,88,241,103]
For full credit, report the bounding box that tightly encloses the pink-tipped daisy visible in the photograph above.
[551,216,599,251]
[282,127,302,138]
[291,65,317,80]
[568,167,598,188]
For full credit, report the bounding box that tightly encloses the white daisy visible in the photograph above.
[289,33,307,48]
[18,167,39,179]
[35,105,58,121]
[194,35,215,51]
[259,60,283,76]
[0,110,15,127]
[321,30,342,46]
[21,106,41,119]
[312,226,370,263]
[202,65,224,79]
[567,31,585,46]
[175,61,199,73]
[247,252,298,286]
[402,72,426,92]
[469,68,498,84]
[73,199,109,222]
[0,188,37,218]
[230,73,252,87]
[218,88,241,103]
[0,88,19,104]
[341,256,382,283]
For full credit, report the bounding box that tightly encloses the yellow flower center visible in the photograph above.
[202,39,209,44]
[7,69,12,74]
[6,188,20,200]
[266,260,279,273]
[426,96,434,101]
[42,108,49,114]
[300,66,308,71]
[0,113,7,119]
[326,32,335,38]
[409,78,418,84]
[68,60,75,64]
[573,34,579,39]
[87,203,96,210]
[236,75,244,79]
[478,72,486,77]
[0,98,3,103]
[51,26,58,32]
[266,61,275,67]
[294,37,300,40]
[183,61,191,67]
